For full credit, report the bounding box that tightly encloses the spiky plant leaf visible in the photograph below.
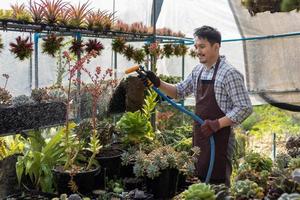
[85,39,104,55]
[132,48,145,64]
[42,33,64,57]
[9,36,33,61]
[28,0,44,23]
[40,0,68,24]
[111,37,126,53]
[123,45,134,61]
[69,39,84,55]
[68,0,92,27]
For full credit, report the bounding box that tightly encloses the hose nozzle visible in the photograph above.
[125,65,140,74]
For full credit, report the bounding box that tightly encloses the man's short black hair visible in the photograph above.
[194,26,221,45]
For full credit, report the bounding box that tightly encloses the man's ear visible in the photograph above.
[213,43,220,52]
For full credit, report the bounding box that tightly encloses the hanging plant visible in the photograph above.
[163,44,174,58]
[85,39,104,55]
[123,45,134,61]
[42,33,64,57]
[174,44,188,57]
[143,43,150,55]
[132,49,145,64]
[69,39,84,56]
[189,48,197,58]
[9,36,33,61]
[112,37,126,53]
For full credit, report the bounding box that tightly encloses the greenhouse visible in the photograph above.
[0,0,299,199]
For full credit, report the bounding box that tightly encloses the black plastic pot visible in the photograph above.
[0,154,20,199]
[123,177,144,191]
[146,168,179,199]
[120,161,135,178]
[4,190,56,200]
[52,166,100,195]
[95,148,123,188]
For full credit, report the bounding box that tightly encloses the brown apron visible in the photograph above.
[193,58,231,184]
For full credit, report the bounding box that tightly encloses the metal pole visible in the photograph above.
[29,33,33,90]
[75,33,81,122]
[150,0,157,131]
[34,33,39,89]
[272,133,276,160]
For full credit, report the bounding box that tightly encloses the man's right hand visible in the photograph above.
[140,71,161,88]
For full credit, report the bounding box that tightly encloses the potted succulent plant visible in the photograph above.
[133,145,200,199]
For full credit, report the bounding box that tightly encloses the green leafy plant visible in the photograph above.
[0,135,24,160]
[9,36,33,61]
[240,152,273,172]
[180,183,216,200]
[112,37,126,53]
[16,127,67,192]
[117,89,157,145]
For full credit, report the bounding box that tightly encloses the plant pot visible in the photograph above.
[120,161,135,178]
[4,190,56,200]
[95,147,123,188]
[123,177,144,191]
[146,168,179,199]
[0,154,20,199]
[52,166,100,195]
[0,102,66,135]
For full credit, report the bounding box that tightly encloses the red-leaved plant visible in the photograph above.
[62,50,117,170]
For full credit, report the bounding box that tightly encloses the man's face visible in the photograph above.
[194,37,219,65]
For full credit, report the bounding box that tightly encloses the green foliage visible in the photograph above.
[288,157,300,171]
[16,128,65,192]
[159,74,182,84]
[0,135,24,160]
[281,0,300,12]
[133,146,199,179]
[181,183,216,200]
[241,105,300,137]
[241,152,273,172]
[117,89,157,144]
[231,179,264,199]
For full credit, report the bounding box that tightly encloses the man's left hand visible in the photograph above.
[200,119,221,137]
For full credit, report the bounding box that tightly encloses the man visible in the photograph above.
[142,25,253,186]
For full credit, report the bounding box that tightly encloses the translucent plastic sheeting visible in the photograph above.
[229,0,300,105]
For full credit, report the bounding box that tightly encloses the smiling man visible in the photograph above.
[142,25,253,186]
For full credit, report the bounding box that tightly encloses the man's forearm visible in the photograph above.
[158,81,177,99]
[218,116,233,129]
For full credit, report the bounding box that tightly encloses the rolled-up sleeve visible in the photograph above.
[223,69,253,124]
[176,72,194,100]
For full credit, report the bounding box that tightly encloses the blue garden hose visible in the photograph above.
[151,86,215,183]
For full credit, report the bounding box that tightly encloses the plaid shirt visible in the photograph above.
[176,56,252,124]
